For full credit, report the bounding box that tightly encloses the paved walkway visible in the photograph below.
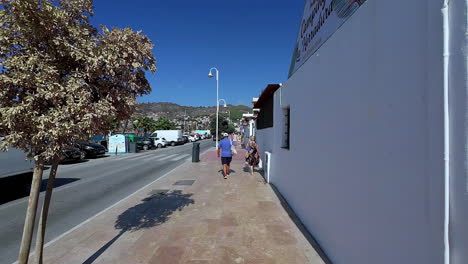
[40,148,325,264]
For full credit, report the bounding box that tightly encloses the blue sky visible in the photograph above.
[91,0,305,107]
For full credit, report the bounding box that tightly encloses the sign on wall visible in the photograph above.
[288,0,367,78]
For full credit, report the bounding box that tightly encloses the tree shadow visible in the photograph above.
[59,159,90,165]
[87,155,110,160]
[82,190,194,264]
[40,178,80,192]
[115,190,194,231]
[0,176,80,205]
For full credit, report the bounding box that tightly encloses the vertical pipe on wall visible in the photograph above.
[279,86,283,107]
[441,1,451,264]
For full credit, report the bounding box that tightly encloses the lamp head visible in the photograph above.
[223,103,227,108]
[208,69,214,78]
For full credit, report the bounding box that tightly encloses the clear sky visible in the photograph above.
[91,0,305,107]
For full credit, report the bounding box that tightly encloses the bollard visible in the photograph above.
[192,142,200,162]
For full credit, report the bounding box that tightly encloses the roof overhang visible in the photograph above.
[254,84,281,109]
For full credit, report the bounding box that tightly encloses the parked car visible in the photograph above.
[90,135,108,150]
[62,146,86,161]
[182,135,190,143]
[188,135,196,142]
[136,137,154,151]
[76,141,107,158]
[153,137,167,148]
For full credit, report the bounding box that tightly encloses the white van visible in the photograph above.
[150,130,184,146]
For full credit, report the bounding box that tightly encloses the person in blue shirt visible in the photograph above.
[217,132,234,179]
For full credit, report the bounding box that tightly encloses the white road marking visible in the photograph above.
[141,154,164,161]
[171,154,190,161]
[110,154,136,161]
[158,154,178,161]
[122,153,151,160]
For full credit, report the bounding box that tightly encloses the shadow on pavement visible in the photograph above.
[87,155,110,160]
[82,190,194,264]
[59,159,90,165]
[40,178,80,192]
[0,174,80,205]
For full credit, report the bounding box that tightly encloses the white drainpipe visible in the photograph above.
[441,1,451,264]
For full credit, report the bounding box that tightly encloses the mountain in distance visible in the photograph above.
[135,102,252,121]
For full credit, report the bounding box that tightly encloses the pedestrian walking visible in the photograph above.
[217,132,235,179]
[245,136,259,175]
[229,134,238,155]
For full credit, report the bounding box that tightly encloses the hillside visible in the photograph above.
[135,102,251,121]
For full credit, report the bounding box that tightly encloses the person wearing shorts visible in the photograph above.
[217,133,233,179]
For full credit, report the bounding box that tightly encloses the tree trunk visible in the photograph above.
[123,119,129,133]
[18,157,45,264]
[33,157,59,264]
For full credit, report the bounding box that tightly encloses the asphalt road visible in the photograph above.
[0,140,214,264]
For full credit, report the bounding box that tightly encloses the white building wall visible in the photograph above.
[448,0,468,263]
[270,1,445,263]
[255,128,273,170]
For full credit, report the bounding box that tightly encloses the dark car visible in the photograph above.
[76,141,107,158]
[62,146,86,161]
[136,137,154,151]
[182,136,190,143]
[90,135,108,150]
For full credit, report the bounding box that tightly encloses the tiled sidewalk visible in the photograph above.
[41,148,325,264]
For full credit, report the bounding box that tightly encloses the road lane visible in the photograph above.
[0,140,213,264]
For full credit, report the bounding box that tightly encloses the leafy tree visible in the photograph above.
[133,116,157,135]
[108,116,121,134]
[210,115,235,136]
[225,123,236,134]
[225,105,251,121]
[154,117,176,130]
[0,1,156,263]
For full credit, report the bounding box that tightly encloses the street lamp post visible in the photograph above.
[208,67,220,149]
[226,110,231,123]
[183,109,187,134]
[218,99,227,107]
[218,99,228,122]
